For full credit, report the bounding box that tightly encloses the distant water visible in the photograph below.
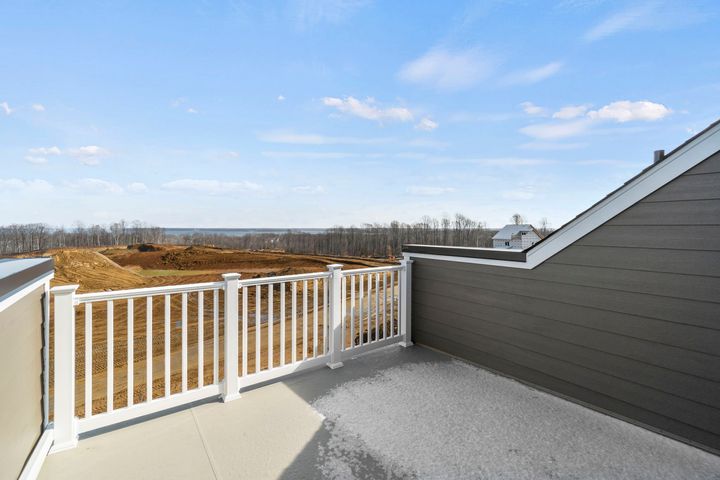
[164,228,327,237]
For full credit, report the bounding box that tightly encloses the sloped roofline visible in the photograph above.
[403,118,720,269]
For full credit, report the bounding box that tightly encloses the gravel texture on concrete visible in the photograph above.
[312,359,720,480]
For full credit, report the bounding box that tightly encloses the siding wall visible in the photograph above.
[411,151,720,453]
[0,286,45,479]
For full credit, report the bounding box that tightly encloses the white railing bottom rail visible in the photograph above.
[49,260,412,451]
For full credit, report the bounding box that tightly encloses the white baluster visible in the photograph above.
[198,291,204,388]
[268,284,274,369]
[84,303,92,418]
[146,296,152,402]
[127,298,134,406]
[107,300,114,412]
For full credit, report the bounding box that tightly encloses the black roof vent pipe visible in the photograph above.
[654,149,665,164]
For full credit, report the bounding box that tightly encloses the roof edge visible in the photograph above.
[402,244,526,262]
[403,118,720,270]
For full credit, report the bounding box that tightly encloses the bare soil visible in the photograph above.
[23,246,397,417]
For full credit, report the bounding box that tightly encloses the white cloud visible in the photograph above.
[263,151,360,159]
[552,104,590,119]
[521,100,672,139]
[504,61,563,85]
[67,178,124,194]
[0,178,53,193]
[426,156,552,166]
[398,47,496,90]
[277,95,286,102]
[127,182,149,193]
[520,119,593,140]
[258,131,391,145]
[502,188,535,200]
[69,145,110,165]
[474,157,553,166]
[406,185,456,196]
[1,102,13,115]
[292,185,326,194]
[23,146,62,165]
[415,118,439,131]
[583,2,705,41]
[24,156,48,165]
[519,141,586,151]
[322,96,413,123]
[520,102,546,116]
[170,97,199,113]
[29,146,62,156]
[576,159,646,168]
[584,5,649,41]
[76,145,109,156]
[162,179,263,195]
[32,103,45,112]
[292,0,371,29]
[586,100,671,122]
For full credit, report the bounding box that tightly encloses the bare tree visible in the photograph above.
[538,217,551,236]
[511,213,525,225]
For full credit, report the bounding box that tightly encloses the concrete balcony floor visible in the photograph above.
[40,346,720,479]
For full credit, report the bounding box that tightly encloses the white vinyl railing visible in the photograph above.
[49,260,412,451]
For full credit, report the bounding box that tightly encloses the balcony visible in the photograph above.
[4,252,720,479]
[40,345,720,479]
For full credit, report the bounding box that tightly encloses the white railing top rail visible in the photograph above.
[71,265,403,303]
[75,281,224,303]
[341,264,402,275]
[240,270,331,286]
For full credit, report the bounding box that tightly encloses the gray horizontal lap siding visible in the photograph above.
[411,151,720,453]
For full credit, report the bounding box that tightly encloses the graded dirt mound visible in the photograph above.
[105,245,390,277]
[45,249,147,292]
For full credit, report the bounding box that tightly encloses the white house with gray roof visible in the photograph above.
[492,224,542,249]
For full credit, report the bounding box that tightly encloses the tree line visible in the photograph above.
[167,213,531,258]
[0,220,165,255]
[1,213,550,258]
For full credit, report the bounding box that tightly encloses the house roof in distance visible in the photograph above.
[492,224,537,240]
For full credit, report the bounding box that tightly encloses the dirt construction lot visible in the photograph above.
[26,245,397,417]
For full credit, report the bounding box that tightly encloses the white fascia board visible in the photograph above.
[403,252,535,269]
[406,122,720,270]
[0,272,54,313]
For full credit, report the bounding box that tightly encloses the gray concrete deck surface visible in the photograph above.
[40,345,720,480]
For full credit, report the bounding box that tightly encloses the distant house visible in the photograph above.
[492,224,542,249]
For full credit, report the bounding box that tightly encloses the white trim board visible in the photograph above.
[18,428,53,480]
[0,273,53,313]
[405,122,720,269]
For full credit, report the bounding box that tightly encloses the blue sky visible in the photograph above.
[1,0,718,229]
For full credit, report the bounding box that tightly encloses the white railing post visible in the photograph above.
[222,273,241,402]
[326,264,344,369]
[51,285,79,452]
[399,256,413,347]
